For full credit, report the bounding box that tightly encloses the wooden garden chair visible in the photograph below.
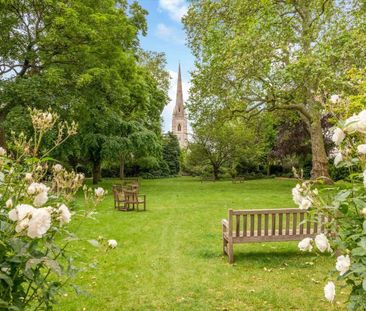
[123,189,146,211]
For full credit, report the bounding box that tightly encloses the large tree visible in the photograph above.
[183,0,366,180]
[187,118,269,180]
[0,1,169,183]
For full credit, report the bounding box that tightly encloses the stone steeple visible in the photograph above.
[172,64,188,148]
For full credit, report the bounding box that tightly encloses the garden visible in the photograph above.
[1,0,366,310]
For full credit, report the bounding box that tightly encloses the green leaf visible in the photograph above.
[363,279,366,291]
[352,247,366,257]
[44,258,62,276]
[0,299,8,308]
[334,189,352,202]
[353,198,366,210]
[0,272,13,286]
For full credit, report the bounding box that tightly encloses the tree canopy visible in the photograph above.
[183,0,366,181]
[0,0,170,183]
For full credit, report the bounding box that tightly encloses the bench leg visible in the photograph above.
[223,235,228,255]
[227,242,234,264]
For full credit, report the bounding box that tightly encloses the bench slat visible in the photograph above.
[293,212,297,235]
[279,213,283,235]
[264,214,269,236]
[250,214,255,236]
[286,213,290,235]
[231,208,307,215]
[236,215,240,237]
[257,214,262,236]
[300,213,304,234]
[271,213,276,236]
[243,215,247,236]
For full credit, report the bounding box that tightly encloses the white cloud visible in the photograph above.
[162,70,190,133]
[155,23,185,44]
[159,0,188,23]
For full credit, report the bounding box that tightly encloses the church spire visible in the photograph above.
[172,63,188,148]
[174,63,184,115]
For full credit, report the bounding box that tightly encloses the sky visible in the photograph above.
[136,0,194,132]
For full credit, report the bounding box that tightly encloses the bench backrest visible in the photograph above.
[227,208,324,240]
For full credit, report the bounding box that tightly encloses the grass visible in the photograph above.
[56,177,345,311]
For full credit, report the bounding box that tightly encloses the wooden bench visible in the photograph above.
[222,208,324,263]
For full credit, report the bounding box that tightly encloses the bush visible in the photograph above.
[0,109,109,310]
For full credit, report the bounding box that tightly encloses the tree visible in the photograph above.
[183,0,366,181]
[187,118,268,180]
[0,1,170,184]
[162,132,181,175]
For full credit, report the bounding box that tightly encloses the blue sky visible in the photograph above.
[136,0,194,132]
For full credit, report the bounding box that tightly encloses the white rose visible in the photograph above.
[363,170,366,189]
[35,183,49,193]
[27,208,52,238]
[0,147,6,156]
[298,237,313,252]
[6,198,13,209]
[292,184,303,206]
[25,173,33,182]
[334,153,343,167]
[331,128,345,145]
[315,233,332,253]
[299,197,312,210]
[107,239,118,248]
[95,187,105,197]
[330,94,340,104]
[335,255,350,276]
[357,144,366,154]
[33,191,48,207]
[8,204,35,233]
[8,204,34,222]
[344,115,360,133]
[27,183,38,195]
[324,281,335,303]
[357,110,366,133]
[58,204,71,225]
[53,164,63,173]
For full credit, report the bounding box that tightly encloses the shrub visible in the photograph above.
[0,109,108,310]
[293,109,366,310]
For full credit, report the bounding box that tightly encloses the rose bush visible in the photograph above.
[293,107,366,310]
[0,109,112,310]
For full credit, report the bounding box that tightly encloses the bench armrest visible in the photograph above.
[221,219,229,229]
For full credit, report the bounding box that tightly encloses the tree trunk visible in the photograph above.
[92,159,102,184]
[213,165,219,180]
[119,155,125,179]
[309,117,331,182]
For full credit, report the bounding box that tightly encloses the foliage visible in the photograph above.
[0,1,169,184]
[186,115,274,180]
[0,109,107,310]
[162,132,181,176]
[183,0,366,179]
[293,108,366,309]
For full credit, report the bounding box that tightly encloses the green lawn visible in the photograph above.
[56,177,344,311]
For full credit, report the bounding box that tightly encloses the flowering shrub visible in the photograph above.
[0,109,111,310]
[293,109,366,310]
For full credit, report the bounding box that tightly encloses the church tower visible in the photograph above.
[172,64,188,148]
